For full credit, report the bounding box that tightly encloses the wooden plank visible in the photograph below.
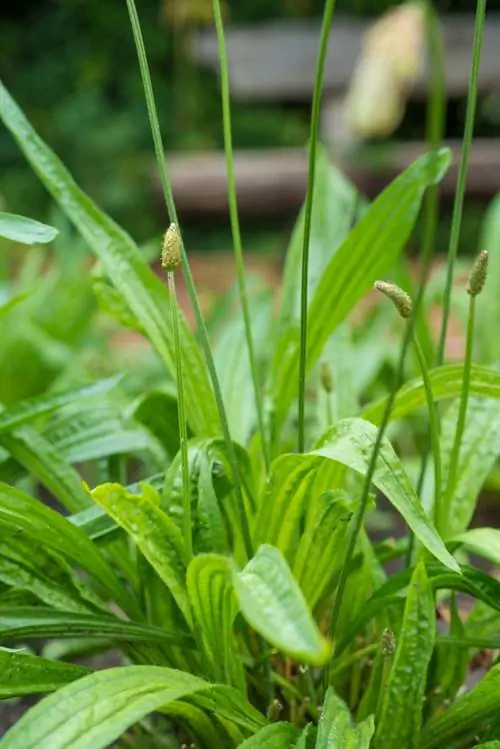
[190,15,500,102]
[165,140,500,217]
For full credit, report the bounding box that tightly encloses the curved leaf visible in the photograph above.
[269,148,451,426]
[312,418,459,572]
[237,722,301,748]
[0,647,88,698]
[0,79,218,438]
[317,689,374,749]
[233,544,331,666]
[451,527,500,566]
[0,665,265,749]
[0,212,58,244]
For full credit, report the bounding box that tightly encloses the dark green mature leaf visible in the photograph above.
[421,664,500,749]
[0,647,88,698]
[187,554,244,691]
[0,665,265,749]
[362,364,500,425]
[269,149,451,426]
[91,483,191,626]
[0,483,137,617]
[375,562,435,749]
[132,389,180,458]
[237,722,301,748]
[0,608,192,647]
[0,79,218,438]
[317,689,374,748]
[312,418,459,572]
[0,212,58,244]
[233,544,331,665]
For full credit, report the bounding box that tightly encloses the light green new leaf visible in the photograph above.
[270,149,451,427]
[0,647,88,698]
[0,212,58,244]
[91,483,191,626]
[452,527,500,566]
[0,79,218,437]
[312,418,459,572]
[237,722,301,748]
[233,544,331,665]
[0,665,264,749]
[187,554,244,691]
[477,743,500,748]
[421,664,500,749]
[317,689,374,748]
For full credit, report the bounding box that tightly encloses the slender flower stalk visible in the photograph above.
[125,0,253,560]
[443,251,488,530]
[298,0,337,453]
[162,225,192,561]
[211,0,270,471]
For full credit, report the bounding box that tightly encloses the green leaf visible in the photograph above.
[91,483,191,626]
[187,554,244,690]
[0,482,137,617]
[433,594,468,704]
[195,450,230,555]
[317,689,374,748]
[237,723,301,748]
[451,527,500,566]
[269,149,451,427]
[478,193,500,360]
[0,212,58,244]
[375,562,435,749]
[477,743,500,748]
[0,665,265,749]
[312,418,459,572]
[0,647,88,698]
[232,544,331,666]
[132,389,180,458]
[421,663,500,749]
[0,608,192,647]
[0,79,218,438]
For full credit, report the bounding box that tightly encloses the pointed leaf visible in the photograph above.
[237,723,301,748]
[452,527,500,566]
[317,689,374,748]
[0,648,88,698]
[0,212,58,244]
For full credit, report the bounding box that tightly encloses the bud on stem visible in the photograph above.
[467,250,488,296]
[161,223,181,271]
[374,280,413,318]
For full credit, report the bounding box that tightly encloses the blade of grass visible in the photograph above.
[212,0,270,472]
[124,0,252,560]
[298,0,336,453]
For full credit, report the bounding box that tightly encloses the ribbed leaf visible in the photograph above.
[0,665,265,749]
[0,648,88,698]
[0,79,218,437]
[187,554,244,690]
[312,418,459,572]
[233,544,331,665]
[317,689,374,748]
[91,483,190,626]
[375,562,435,749]
[0,212,58,244]
[269,148,451,426]
[237,723,301,748]
[0,607,191,647]
[132,389,180,458]
[421,664,500,749]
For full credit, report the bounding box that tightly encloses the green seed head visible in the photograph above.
[381,627,396,656]
[320,361,334,394]
[467,250,488,296]
[161,223,181,271]
[374,280,413,318]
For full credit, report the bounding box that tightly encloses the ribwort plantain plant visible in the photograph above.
[1,1,500,748]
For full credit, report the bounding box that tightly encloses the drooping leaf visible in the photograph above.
[0,647,88,698]
[237,722,301,748]
[91,483,191,626]
[451,527,500,566]
[0,665,265,749]
[269,148,451,427]
[312,418,459,572]
[0,212,58,244]
[233,544,331,665]
[317,689,374,748]
[187,554,244,691]
[421,664,500,749]
[375,562,435,749]
[0,79,218,437]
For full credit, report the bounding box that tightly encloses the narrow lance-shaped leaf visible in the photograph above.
[375,562,436,749]
[0,79,218,438]
[237,723,301,748]
[0,212,58,244]
[317,689,375,749]
[232,544,332,666]
[0,648,88,699]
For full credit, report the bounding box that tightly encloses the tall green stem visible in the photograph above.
[212,0,270,471]
[125,0,253,560]
[168,271,192,560]
[298,0,336,453]
[436,0,486,364]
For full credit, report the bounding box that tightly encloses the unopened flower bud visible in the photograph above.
[381,627,396,656]
[320,361,334,394]
[467,250,488,296]
[161,223,181,271]
[374,280,413,318]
